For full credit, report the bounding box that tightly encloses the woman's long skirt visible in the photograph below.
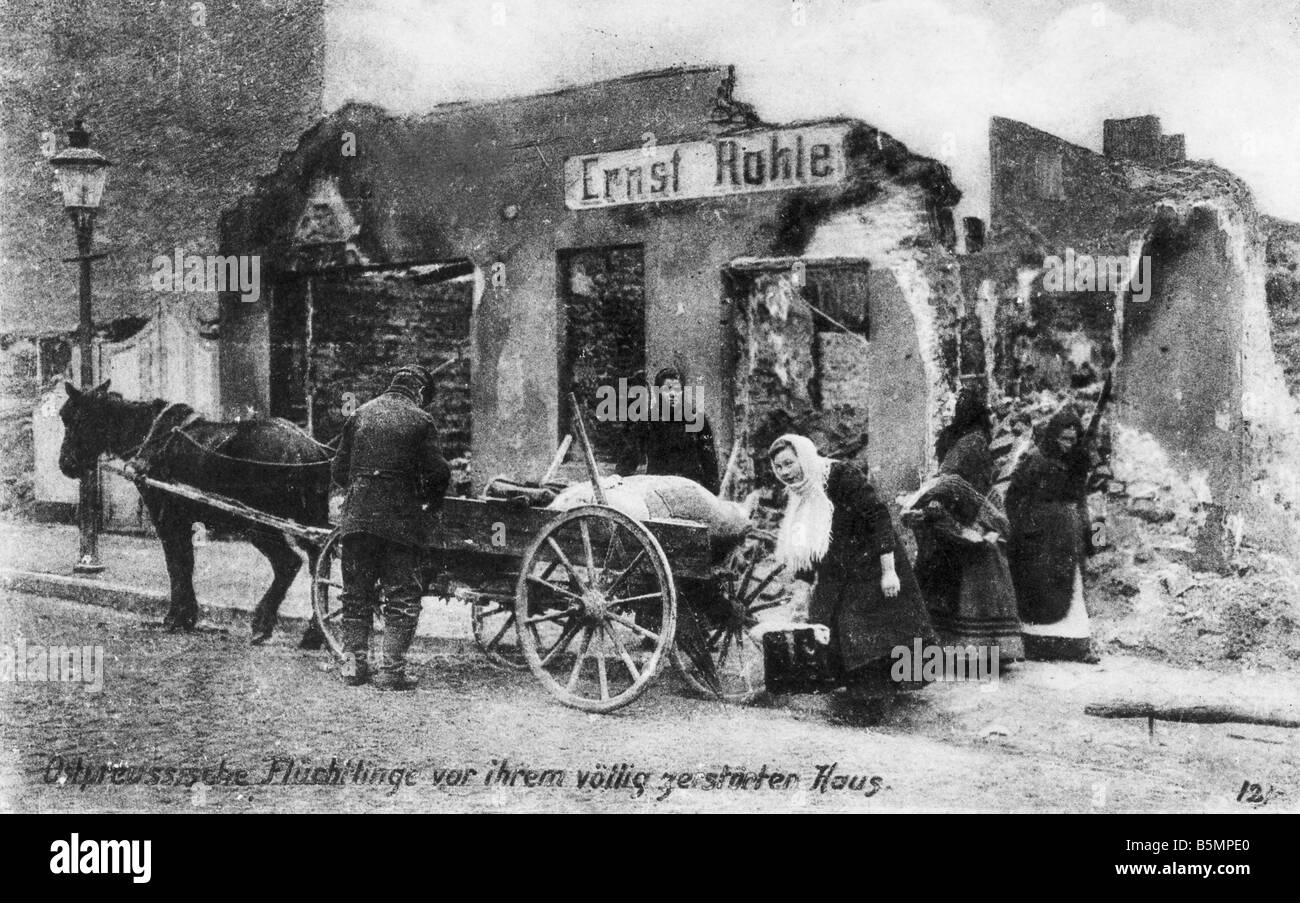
[810,539,935,692]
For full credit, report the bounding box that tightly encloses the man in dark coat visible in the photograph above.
[615,367,720,494]
[331,365,450,690]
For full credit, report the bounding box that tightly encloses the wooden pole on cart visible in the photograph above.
[718,439,744,500]
[541,434,572,485]
[567,392,608,505]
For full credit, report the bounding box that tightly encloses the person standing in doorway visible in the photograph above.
[615,366,720,494]
[934,385,995,490]
[1005,409,1098,663]
[331,365,451,690]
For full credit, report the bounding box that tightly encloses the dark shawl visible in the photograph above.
[935,388,993,465]
[1005,411,1089,624]
[908,438,1020,643]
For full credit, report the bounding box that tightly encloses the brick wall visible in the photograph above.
[290,273,473,456]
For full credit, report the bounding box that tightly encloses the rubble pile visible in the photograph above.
[987,384,1108,501]
[1086,424,1300,673]
[977,385,1300,673]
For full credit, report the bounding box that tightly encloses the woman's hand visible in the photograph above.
[880,569,900,598]
[879,551,900,598]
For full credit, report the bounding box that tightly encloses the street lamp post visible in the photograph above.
[50,121,111,574]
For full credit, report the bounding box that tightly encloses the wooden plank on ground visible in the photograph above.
[1085,699,1300,729]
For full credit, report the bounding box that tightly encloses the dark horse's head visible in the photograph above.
[58,380,128,478]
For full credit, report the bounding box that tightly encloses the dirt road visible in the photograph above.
[1,592,1296,813]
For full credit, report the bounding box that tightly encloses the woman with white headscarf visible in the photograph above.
[769,434,934,697]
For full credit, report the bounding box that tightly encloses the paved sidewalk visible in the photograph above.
[0,521,471,640]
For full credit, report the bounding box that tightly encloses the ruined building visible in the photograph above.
[221,66,965,500]
[964,113,1300,570]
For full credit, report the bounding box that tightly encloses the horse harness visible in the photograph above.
[125,402,331,479]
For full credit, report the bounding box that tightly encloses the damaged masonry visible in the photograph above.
[211,68,1300,667]
[8,0,1300,822]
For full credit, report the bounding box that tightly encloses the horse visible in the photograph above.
[58,380,331,647]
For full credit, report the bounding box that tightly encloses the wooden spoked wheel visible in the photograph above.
[311,527,349,659]
[515,505,676,713]
[672,532,784,703]
[470,595,528,670]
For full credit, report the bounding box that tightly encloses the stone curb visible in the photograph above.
[0,568,170,615]
[0,567,474,653]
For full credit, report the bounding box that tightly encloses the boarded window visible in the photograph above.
[804,265,869,338]
[804,264,870,410]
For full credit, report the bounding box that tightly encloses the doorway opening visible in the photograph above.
[267,260,475,457]
[557,244,646,462]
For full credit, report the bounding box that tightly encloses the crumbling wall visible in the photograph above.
[989,117,1129,251]
[977,118,1300,673]
[1119,204,1245,509]
[1087,424,1300,672]
[1264,216,1300,400]
[803,181,966,483]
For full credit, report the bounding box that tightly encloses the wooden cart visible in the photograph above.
[109,391,783,714]
[311,397,782,713]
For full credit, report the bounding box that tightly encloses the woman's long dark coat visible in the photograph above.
[1005,422,1090,625]
[805,461,934,676]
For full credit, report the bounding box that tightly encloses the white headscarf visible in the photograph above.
[770,434,835,572]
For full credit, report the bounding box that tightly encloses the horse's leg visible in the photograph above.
[247,530,302,645]
[295,541,326,650]
[156,506,199,632]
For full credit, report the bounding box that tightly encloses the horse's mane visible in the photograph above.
[100,392,170,416]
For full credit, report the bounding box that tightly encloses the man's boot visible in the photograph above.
[374,619,418,692]
[339,619,370,687]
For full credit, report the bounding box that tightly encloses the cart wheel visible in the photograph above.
[470,597,528,670]
[672,532,783,703]
[515,505,676,713]
[311,529,386,660]
[311,528,348,659]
